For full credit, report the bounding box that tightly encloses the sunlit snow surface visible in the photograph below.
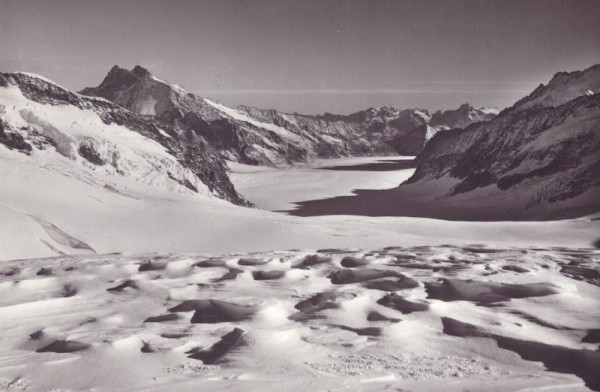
[229,156,415,210]
[204,98,306,145]
[0,83,213,199]
[0,246,598,391]
[2,150,598,262]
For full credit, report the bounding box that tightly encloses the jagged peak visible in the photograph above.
[106,65,131,77]
[82,65,190,98]
[132,65,151,77]
[105,65,152,79]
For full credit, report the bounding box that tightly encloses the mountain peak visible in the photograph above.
[132,65,151,78]
[102,65,152,84]
[80,65,180,117]
[107,65,130,76]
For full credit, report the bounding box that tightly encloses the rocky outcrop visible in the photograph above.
[0,118,32,154]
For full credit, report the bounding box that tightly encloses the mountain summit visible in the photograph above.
[80,65,188,117]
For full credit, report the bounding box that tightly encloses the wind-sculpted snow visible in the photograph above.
[0,246,599,391]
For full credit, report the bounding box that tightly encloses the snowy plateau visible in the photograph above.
[0,63,599,392]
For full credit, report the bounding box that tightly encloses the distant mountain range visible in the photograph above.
[81,65,498,163]
[1,64,598,219]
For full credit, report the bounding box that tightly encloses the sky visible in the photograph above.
[1,0,599,114]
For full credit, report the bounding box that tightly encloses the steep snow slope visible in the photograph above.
[403,64,600,219]
[0,71,250,205]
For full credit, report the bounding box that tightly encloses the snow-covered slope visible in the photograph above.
[0,72,250,205]
[403,64,600,219]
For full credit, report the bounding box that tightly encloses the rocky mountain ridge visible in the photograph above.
[404,64,600,218]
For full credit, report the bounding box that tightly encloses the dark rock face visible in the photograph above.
[404,64,600,218]
[0,120,32,154]
[78,141,105,165]
[0,72,251,206]
[386,123,429,156]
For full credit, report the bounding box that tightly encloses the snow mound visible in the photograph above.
[0,246,598,391]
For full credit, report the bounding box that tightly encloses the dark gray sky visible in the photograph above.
[2,0,599,114]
